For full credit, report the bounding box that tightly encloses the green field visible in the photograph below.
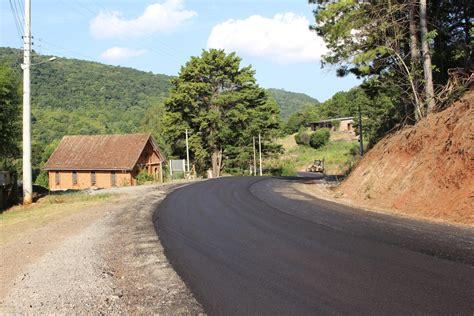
[267,134,360,176]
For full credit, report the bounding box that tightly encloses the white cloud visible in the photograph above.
[90,0,197,39]
[100,47,148,61]
[207,13,328,64]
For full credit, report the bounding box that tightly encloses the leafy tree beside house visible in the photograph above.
[34,139,60,188]
[163,49,281,177]
[0,64,21,172]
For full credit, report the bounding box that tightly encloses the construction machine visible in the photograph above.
[306,159,325,173]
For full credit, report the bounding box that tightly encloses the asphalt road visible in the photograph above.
[154,176,474,315]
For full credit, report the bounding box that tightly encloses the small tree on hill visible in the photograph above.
[295,129,311,146]
[309,129,330,149]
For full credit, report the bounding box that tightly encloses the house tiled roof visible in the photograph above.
[307,117,354,125]
[44,133,164,171]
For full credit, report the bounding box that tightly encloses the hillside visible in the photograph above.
[1,47,320,180]
[0,47,172,144]
[266,88,319,120]
[0,48,314,143]
[338,91,474,225]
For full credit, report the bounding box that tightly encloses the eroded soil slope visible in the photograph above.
[339,90,473,225]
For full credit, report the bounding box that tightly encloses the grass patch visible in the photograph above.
[0,193,116,237]
[267,139,360,176]
[276,133,298,151]
[264,159,298,177]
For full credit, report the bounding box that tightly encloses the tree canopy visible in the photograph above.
[0,64,21,169]
[163,49,281,177]
[310,0,472,121]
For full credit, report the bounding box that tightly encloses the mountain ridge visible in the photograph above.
[0,47,318,120]
[266,88,319,120]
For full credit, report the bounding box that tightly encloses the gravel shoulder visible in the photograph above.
[0,183,203,314]
[293,178,474,228]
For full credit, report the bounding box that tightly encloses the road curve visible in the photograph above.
[153,177,474,315]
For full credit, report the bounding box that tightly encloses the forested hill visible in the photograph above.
[267,88,319,120]
[0,47,173,111]
[1,47,319,180]
[0,48,317,122]
[0,47,173,144]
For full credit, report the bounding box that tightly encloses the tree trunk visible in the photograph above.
[409,0,422,121]
[211,148,222,178]
[420,0,436,113]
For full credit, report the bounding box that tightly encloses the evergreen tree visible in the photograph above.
[163,49,281,177]
[310,0,472,120]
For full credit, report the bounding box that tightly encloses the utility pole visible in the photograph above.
[185,129,190,173]
[22,0,32,204]
[358,104,364,156]
[253,136,257,176]
[258,133,262,176]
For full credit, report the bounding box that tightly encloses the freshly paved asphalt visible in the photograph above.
[153,176,474,315]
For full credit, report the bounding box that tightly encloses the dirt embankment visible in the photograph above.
[338,90,474,225]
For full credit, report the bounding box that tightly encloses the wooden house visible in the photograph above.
[44,133,166,191]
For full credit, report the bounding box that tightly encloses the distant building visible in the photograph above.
[44,133,166,191]
[307,117,355,133]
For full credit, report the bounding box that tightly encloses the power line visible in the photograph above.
[36,38,97,61]
[15,0,25,25]
[76,0,181,57]
[8,0,23,40]
[12,0,24,32]
[56,0,184,63]
[34,38,173,82]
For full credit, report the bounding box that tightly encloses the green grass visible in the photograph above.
[267,139,360,176]
[289,141,358,168]
[0,193,115,227]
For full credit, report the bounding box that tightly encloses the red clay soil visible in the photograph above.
[338,90,474,225]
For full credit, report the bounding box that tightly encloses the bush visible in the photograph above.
[34,170,49,188]
[264,161,297,177]
[295,130,311,146]
[136,169,154,184]
[309,128,330,149]
[264,159,297,177]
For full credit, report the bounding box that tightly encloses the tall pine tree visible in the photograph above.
[163,49,281,177]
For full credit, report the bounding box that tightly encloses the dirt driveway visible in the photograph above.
[0,183,203,314]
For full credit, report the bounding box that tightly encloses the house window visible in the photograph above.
[111,171,116,186]
[55,172,60,185]
[91,171,96,186]
[72,171,78,185]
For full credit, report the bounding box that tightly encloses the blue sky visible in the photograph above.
[1,0,359,101]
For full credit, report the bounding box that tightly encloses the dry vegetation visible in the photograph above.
[0,193,116,245]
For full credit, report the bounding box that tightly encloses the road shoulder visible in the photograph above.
[293,178,473,228]
[0,183,203,314]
